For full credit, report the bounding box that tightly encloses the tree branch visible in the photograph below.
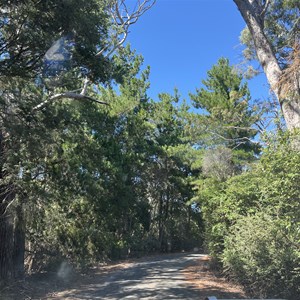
[80,77,90,95]
[31,92,109,113]
[223,125,260,133]
[260,0,270,17]
[40,1,155,111]
[95,0,156,57]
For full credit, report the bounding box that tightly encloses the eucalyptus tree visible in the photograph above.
[233,0,300,130]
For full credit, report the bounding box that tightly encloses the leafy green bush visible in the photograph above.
[223,213,300,299]
[197,133,300,299]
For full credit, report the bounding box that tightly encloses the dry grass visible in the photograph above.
[182,255,247,299]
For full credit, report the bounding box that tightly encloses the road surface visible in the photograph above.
[2,252,246,299]
[51,253,204,299]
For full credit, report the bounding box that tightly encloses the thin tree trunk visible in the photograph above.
[0,215,14,285]
[233,0,300,130]
[0,191,15,284]
[0,201,26,282]
[0,131,13,284]
[0,131,25,283]
[158,194,164,251]
[13,202,25,279]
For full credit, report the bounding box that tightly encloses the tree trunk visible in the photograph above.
[13,202,25,279]
[158,194,164,251]
[233,0,300,130]
[0,131,25,284]
[0,198,26,284]
[0,208,14,285]
[0,132,12,284]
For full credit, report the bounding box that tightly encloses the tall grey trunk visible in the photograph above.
[233,0,300,130]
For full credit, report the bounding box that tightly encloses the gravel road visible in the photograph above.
[52,253,204,299]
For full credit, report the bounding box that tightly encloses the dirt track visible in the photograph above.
[1,252,246,299]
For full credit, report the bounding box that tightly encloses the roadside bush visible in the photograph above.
[198,171,261,259]
[201,135,300,299]
[222,213,300,299]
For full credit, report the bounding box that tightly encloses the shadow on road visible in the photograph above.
[49,253,245,299]
[1,252,246,299]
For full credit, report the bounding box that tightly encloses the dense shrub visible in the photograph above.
[197,134,300,299]
[223,213,300,299]
[221,137,300,299]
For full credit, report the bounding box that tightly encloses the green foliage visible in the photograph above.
[190,57,260,153]
[141,92,203,253]
[193,169,261,257]
[21,64,203,268]
[198,134,300,298]
[0,0,110,80]
[223,213,300,299]
[188,56,299,299]
[258,135,300,218]
[2,5,297,299]
[190,58,261,258]
[0,0,203,283]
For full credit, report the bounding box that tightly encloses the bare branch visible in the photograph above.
[223,125,260,133]
[95,0,156,57]
[31,92,109,113]
[209,131,254,143]
[260,0,270,17]
[80,77,90,95]
[207,130,259,150]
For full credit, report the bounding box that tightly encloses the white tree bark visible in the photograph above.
[233,0,300,130]
[31,92,109,114]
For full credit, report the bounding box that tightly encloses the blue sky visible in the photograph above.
[126,0,270,105]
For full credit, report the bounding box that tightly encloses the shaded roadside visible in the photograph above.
[182,255,246,299]
[1,252,246,300]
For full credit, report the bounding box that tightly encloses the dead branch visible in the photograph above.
[31,92,109,113]
[96,0,156,57]
[80,77,90,95]
[260,0,270,17]
[222,125,260,133]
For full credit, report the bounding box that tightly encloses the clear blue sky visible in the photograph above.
[126,0,270,104]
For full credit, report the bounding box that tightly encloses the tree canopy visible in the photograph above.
[1,2,299,299]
